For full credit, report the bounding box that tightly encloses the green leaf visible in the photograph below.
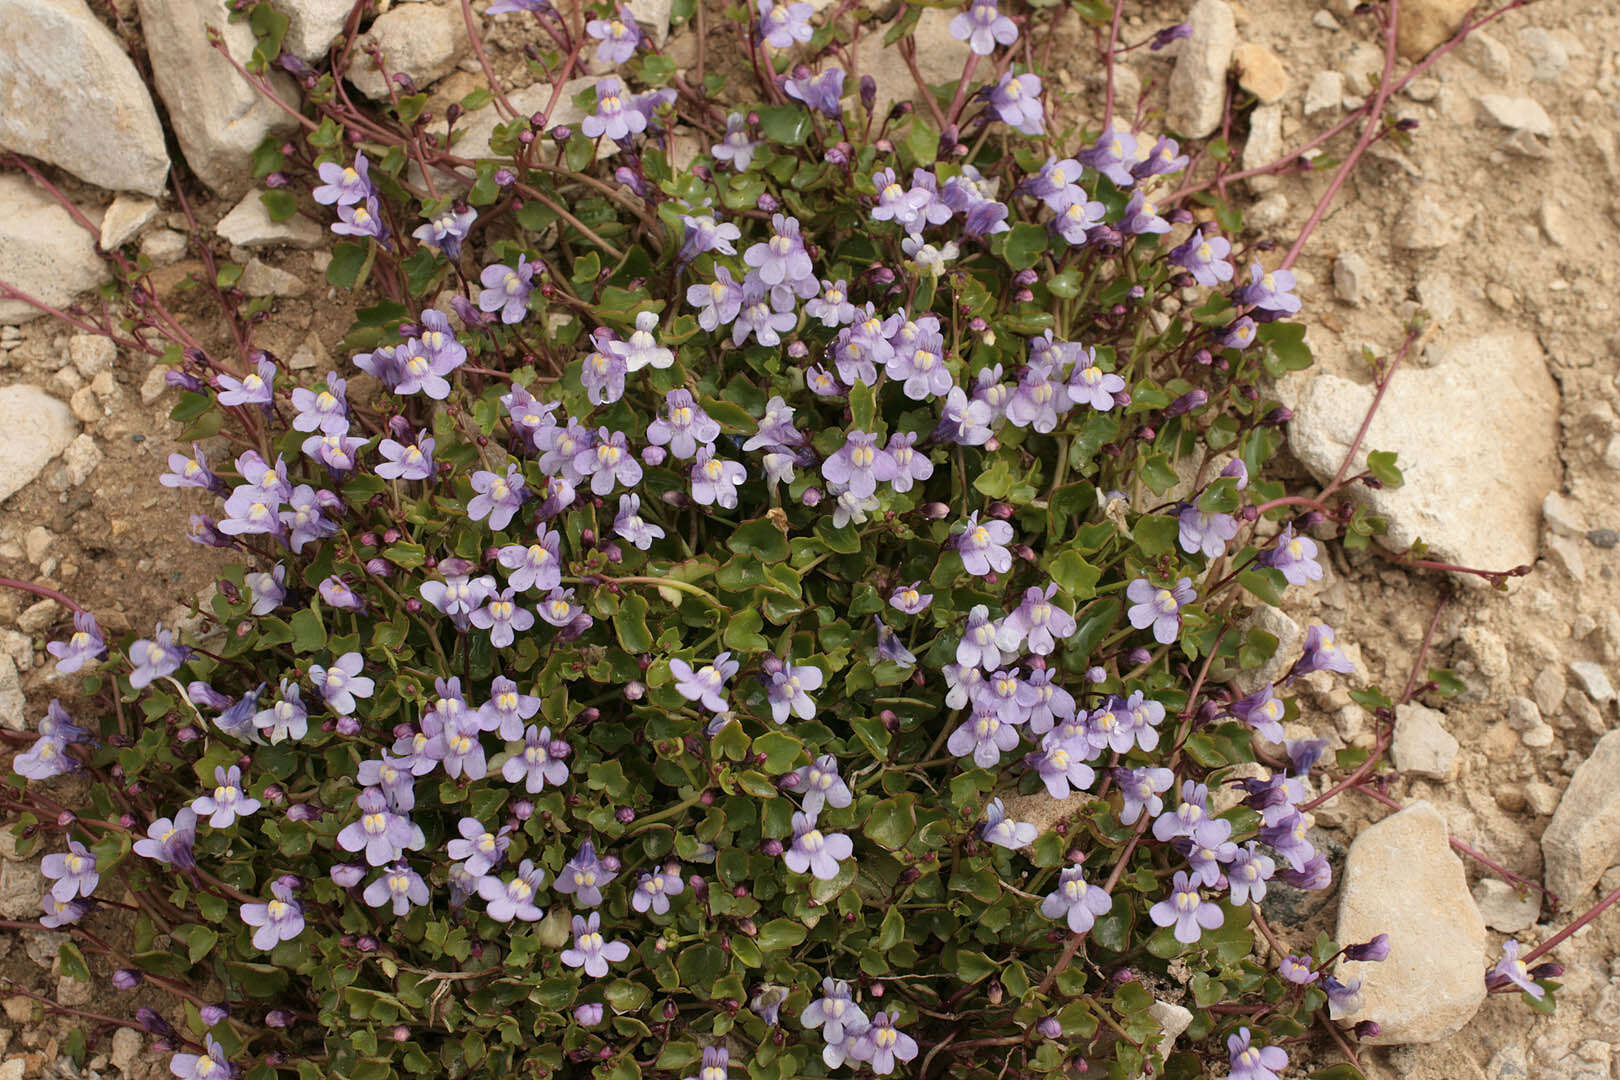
[58,941,91,981]
[862,795,916,850]
[752,730,804,773]
[757,106,812,146]
[1049,549,1101,599]
[1366,449,1404,488]
[850,379,877,431]
[1002,222,1048,271]
[722,608,768,652]
[1307,1067,1366,1080]
[1133,514,1179,557]
[756,919,807,950]
[615,593,653,654]
[258,189,298,222]
[290,607,326,653]
[327,241,371,289]
[727,518,790,563]
[248,1,290,69]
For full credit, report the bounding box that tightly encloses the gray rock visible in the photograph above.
[347,3,471,101]
[0,174,111,324]
[1542,729,1620,903]
[1242,103,1284,194]
[1304,70,1344,116]
[1532,666,1567,718]
[98,194,158,250]
[448,75,599,163]
[1281,332,1558,580]
[139,227,188,266]
[1517,27,1568,81]
[62,432,101,485]
[136,0,299,196]
[1391,702,1458,780]
[1462,30,1511,79]
[1505,697,1541,731]
[239,257,307,298]
[853,7,968,123]
[1415,272,1457,323]
[1487,1045,1528,1080]
[1477,94,1555,137]
[1393,195,1455,250]
[1569,660,1616,704]
[0,654,23,732]
[1334,801,1487,1043]
[1333,251,1370,304]
[109,1028,143,1077]
[1471,878,1540,933]
[280,0,356,60]
[1312,9,1339,31]
[1543,490,1583,535]
[69,335,115,378]
[1233,604,1303,693]
[1167,0,1236,139]
[1247,192,1289,230]
[625,0,672,45]
[0,384,76,502]
[0,0,170,195]
[216,191,325,250]
[1539,195,1575,248]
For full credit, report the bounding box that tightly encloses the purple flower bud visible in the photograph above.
[1353,1021,1381,1039]
[1150,22,1192,49]
[136,1008,173,1036]
[1038,1017,1062,1039]
[1126,648,1152,666]
[860,74,877,110]
[335,716,360,736]
[625,681,645,701]
[1344,933,1389,962]
[575,1003,604,1026]
[357,936,379,952]
[761,838,784,857]
[201,1004,230,1026]
[1086,666,1107,683]
[1165,390,1208,417]
[1529,962,1564,979]
[512,799,535,821]
[266,1010,292,1029]
[112,969,143,990]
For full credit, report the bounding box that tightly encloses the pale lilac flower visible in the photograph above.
[1171,231,1235,287]
[685,1046,731,1080]
[1263,524,1324,586]
[631,863,685,914]
[806,279,857,328]
[586,5,642,64]
[1226,841,1276,905]
[955,512,1014,577]
[563,912,631,977]
[169,1035,235,1080]
[576,1003,605,1026]
[1223,315,1258,350]
[947,708,1019,767]
[1182,817,1238,887]
[1322,974,1363,1014]
[1237,260,1302,316]
[420,574,496,627]
[981,796,1037,849]
[1294,624,1355,678]
[711,113,759,172]
[191,765,261,829]
[679,212,741,260]
[1279,955,1318,984]
[291,372,350,435]
[537,587,583,628]
[129,625,189,689]
[732,275,798,346]
[1028,731,1094,799]
[280,485,339,553]
[784,810,853,880]
[848,1011,918,1075]
[611,493,664,550]
[744,213,816,293]
[1119,190,1169,235]
[40,895,86,930]
[648,390,721,459]
[1229,684,1286,743]
[1154,780,1212,842]
[937,386,994,446]
[503,725,571,792]
[412,206,476,260]
[874,616,916,667]
[743,398,804,452]
[498,528,563,594]
[356,755,416,812]
[1133,134,1189,179]
[690,446,746,509]
[1018,156,1083,211]
[15,726,76,781]
[480,676,540,740]
[318,575,364,612]
[1126,577,1195,645]
[307,652,373,714]
[1150,870,1224,943]
[332,196,388,243]
[822,430,895,499]
[582,76,647,141]
[1178,506,1240,559]
[576,429,642,496]
[871,167,931,231]
[132,808,197,870]
[1227,1027,1288,1080]
[446,818,510,878]
[950,0,1017,55]
[470,587,534,648]
[1023,669,1077,734]
[313,153,371,206]
[363,862,429,916]
[479,255,536,324]
[47,612,105,674]
[218,481,284,538]
[1066,354,1126,410]
[802,979,869,1048]
[1041,866,1113,932]
[41,840,98,902]
[805,365,842,397]
[887,329,951,400]
[159,443,219,490]
[1084,698,1135,756]
[1076,124,1138,187]
[1051,188,1108,245]
[888,582,932,615]
[555,841,616,908]
[757,0,814,47]
[468,465,527,531]
[244,565,287,616]
[240,879,304,950]
[956,605,1006,671]
[987,71,1043,135]
[580,342,627,406]
[671,653,738,713]
[783,67,845,118]
[978,667,1030,726]
[218,357,276,407]
[1490,940,1545,999]
[997,583,1077,656]
[790,755,851,816]
[539,420,593,484]
[765,660,823,723]
[943,664,984,710]
[687,265,745,331]
[302,432,368,473]
[479,860,546,922]
[339,788,422,866]
[609,310,675,371]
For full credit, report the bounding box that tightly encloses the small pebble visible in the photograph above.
[1586,528,1618,549]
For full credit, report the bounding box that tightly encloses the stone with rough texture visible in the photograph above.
[0,654,22,732]
[99,195,158,249]
[136,0,299,197]
[1334,251,1370,304]
[240,258,307,298]
[1233,604,1302,693]
[1394,195,1455,250]
[1282,332,1557,579]
[1569,660,1615,703]
[348,3,471,101]
[0,175,110,324]
[0,0,170,195]
[449,75,599,164]
[1471,878,1540,934]
[1335,801,1487,1044]
[1396,0,1473,59]
[1477,94,1555,138]
[625,0,671,45]
[855,7,968,121]
[216,191,326,250]
[281,0,357,60]
[0,385,76,502]
[1542,729,1620,903]
[1304,70,1343,116]
[110,1027,143,1077]
[1233,42,1289,103]
[1242,103,1284,193]
[1167,0,1237,138]
[1391,702,1458,780]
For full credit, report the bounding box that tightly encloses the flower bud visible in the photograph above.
[641,445,667,466]
[1086,666,1107,684]
[860,74,877,110]
[201,1004,230,1026]
[1353,1021,1382,1039]
[112,969,143,990]
[575,1004,604,1026]
[761,838,784,857]
[1529,962,1564,980]
[1344,933,1389,962]
[758,193,779,213]
[357,936,379,953]
[512,800,534,821]
[1126,647,1152,666]
[1038,1017,1062,1039]
[265,1010,292,1029]
[1165,389,1208,417]
[1262,406,1293,427]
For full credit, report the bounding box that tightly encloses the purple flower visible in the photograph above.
[313,153,371,206]
[129,624,189,689]
[446,818,510,878]
[502,724,571,792]
[1263,524,1323,586]
[1229,684,1287,742]
[576,1003,605,1026]
[1344,933,1390,962]
[40,895,86,929]
[687,265,745,332]
[493,529,561,596]
[998,583,1077,656]
[241,879,304,950]
[478,860,547,922]
[1182,817,1238,886]
[670,653,738,713]
[244,565,286,616]
[1029,731,1094,799]
[307,652,374,714]
[888,330,951,401]
[317,575,365,613]
[1294,624,1355,678]
[562,912,632,977]
[950,0,1017,54]
[609,311,674,372]
[15,726,76,781]
[833,308,897,385]
[420,574,496,627]
[1119,190,1169,235]
[1237,260,1302,316]
[1227,1027,1288,1080]
[1024,669,1078,734]
[978,668,1030,726]
[580,341,627,406]
[1490,940,1545,999]
[822,430,896,499]
[955,512,1014,577]
[848,1011,918,1075]
[556,840,617,908]
[339,787,422,867]
[279,484,338,553]
[956,604,1007,671]
[937,386,994,446]
[783,67,845,118]
[790,755,851,816]
[981,796,1037,849]
[1019,156,1083,211]
[46,612,104,674]
[732,275,799,346]
[576,428,642,496]
[537,587,584,628]
[1261,809,1315,873]
[411,206,477,260]
[744,213,816,295]
[356,755,415,812]
[582,76,647,141]
[648,390,721,460]
[690,446,746,509]
[469,587,534,648]
[468,465,527,531]
[757,0,814,47]
[1041,865,1113,932]
[191,765,261,829]
[679,211,742,260]
[1149,871,1224,943]
[711,112,760,172]
[363,862,429,916]
[873,616,917,667]
[169,1035,235,1080]
[888,582,932,615]
[607,493,663,550]
[947,708,1020,768]
[1076,124,1138,187]
[1126,577,1194,645]
[987,71,1043,134]
[132,808,198,870]
[1177,506,1240,559]
[332,196,388,243]
[1223,315,1258,350]
[159,443,219,490]
[586,4,642,64]
[290,372,349,436]
[1171,232,1235,287]
[1322,974,1362,1014]
[479,255,536,324]
[806,279,857,329]
[631,863,686,914]
[802,979,869,1049]
[41,840,98,902]
[685,1047,731,1080]
[785,810,854,880]
[1153,780,1212,843]
[1279,954,1318,984]
[1226,841,1276,905]
[480,675,540,741]
[217,357,276,408]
